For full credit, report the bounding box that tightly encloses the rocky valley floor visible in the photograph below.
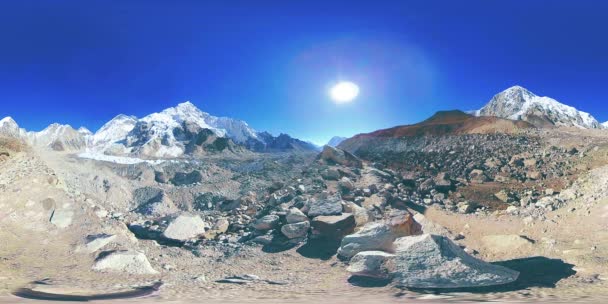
[1,128,608,303]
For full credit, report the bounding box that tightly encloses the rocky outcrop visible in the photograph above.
[318,146,362,168]
[390,234,519,288]
[338,212,421,259]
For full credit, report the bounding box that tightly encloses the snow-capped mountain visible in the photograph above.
[28,123,90,151]
[2,101,317,157]
[0,117,27,138]
[476,86,601,129]
[603,121,608,128]
[92,114,137,147]
[85,101,317,157]
[326,136,347,147]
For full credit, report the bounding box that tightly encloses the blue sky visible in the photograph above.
[0,1,607,145]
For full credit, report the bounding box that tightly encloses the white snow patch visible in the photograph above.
[77,151,165,165]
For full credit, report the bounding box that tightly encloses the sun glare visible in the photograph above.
[330,81,359,103]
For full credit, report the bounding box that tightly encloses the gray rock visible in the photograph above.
[338,177,355,193]
[307,193,342,217]
[338,216,421,260]
[390,234,519,288]
[252,214,280,231]
[318,146,362,168]
[162,214,206,242]
[92,250,158,275]
[347,251,395,279]
[311,213,355,239]
[286,207,308,224]
[469,169,489,184]
[281,221,310,239]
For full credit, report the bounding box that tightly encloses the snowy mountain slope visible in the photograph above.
[2,101,322,157]
[92,114,137,146]
[0,117,28,138]
[90,101,315,157]
[27,123,90,151]
[476,86,601,129]
[603,121,608,128]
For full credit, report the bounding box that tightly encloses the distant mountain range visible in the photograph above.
[0,102,318,157]
[1,86,604,158]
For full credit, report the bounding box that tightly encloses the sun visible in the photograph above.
[330,81,359,103]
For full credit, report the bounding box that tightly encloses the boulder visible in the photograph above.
[338,177,355,193]
[338,223,397,259]
[433,172,453,193]
[281,221,310,239]
[318,146,362,168]
[320,168,341,180]
[342,201,370,227]
[170,170,203,186]
[338,212,421,259]
[161,214,206,242]
[252,214,280,231]
[469,169,489,184]
[390,234,519,288]
[286,207,308,224]
[307,193,343,217]
[347,251,395,279]
[311,213,355,239]
[135,190,178,217]
[92,250,158,275]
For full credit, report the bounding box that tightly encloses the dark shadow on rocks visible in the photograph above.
[296,237,341,260]
[402,256,576,294]
[398,199,427,215]
[348,276,392,288]
[13,282,162,302]
[127,224,185,247]
[261,241,298,253]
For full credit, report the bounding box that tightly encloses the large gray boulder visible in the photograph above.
[161,214,206,242]
[307,193,343,217]
[390,234,519,288]
[347,251,395,279]
[338,223,397,259]
[252,214,280,231]
[318,146,362,168]
[281,221,310,239]
[92,250,158,275]
[338,212,421,259]
[286,207,308,224]
[311,213,355,239]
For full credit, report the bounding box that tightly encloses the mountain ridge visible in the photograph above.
[0,101,317,156]
[475,85,601,129]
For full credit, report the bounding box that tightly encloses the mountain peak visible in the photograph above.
[175,101,199,112]
[0,116,18,127]
[478,87,600,129]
